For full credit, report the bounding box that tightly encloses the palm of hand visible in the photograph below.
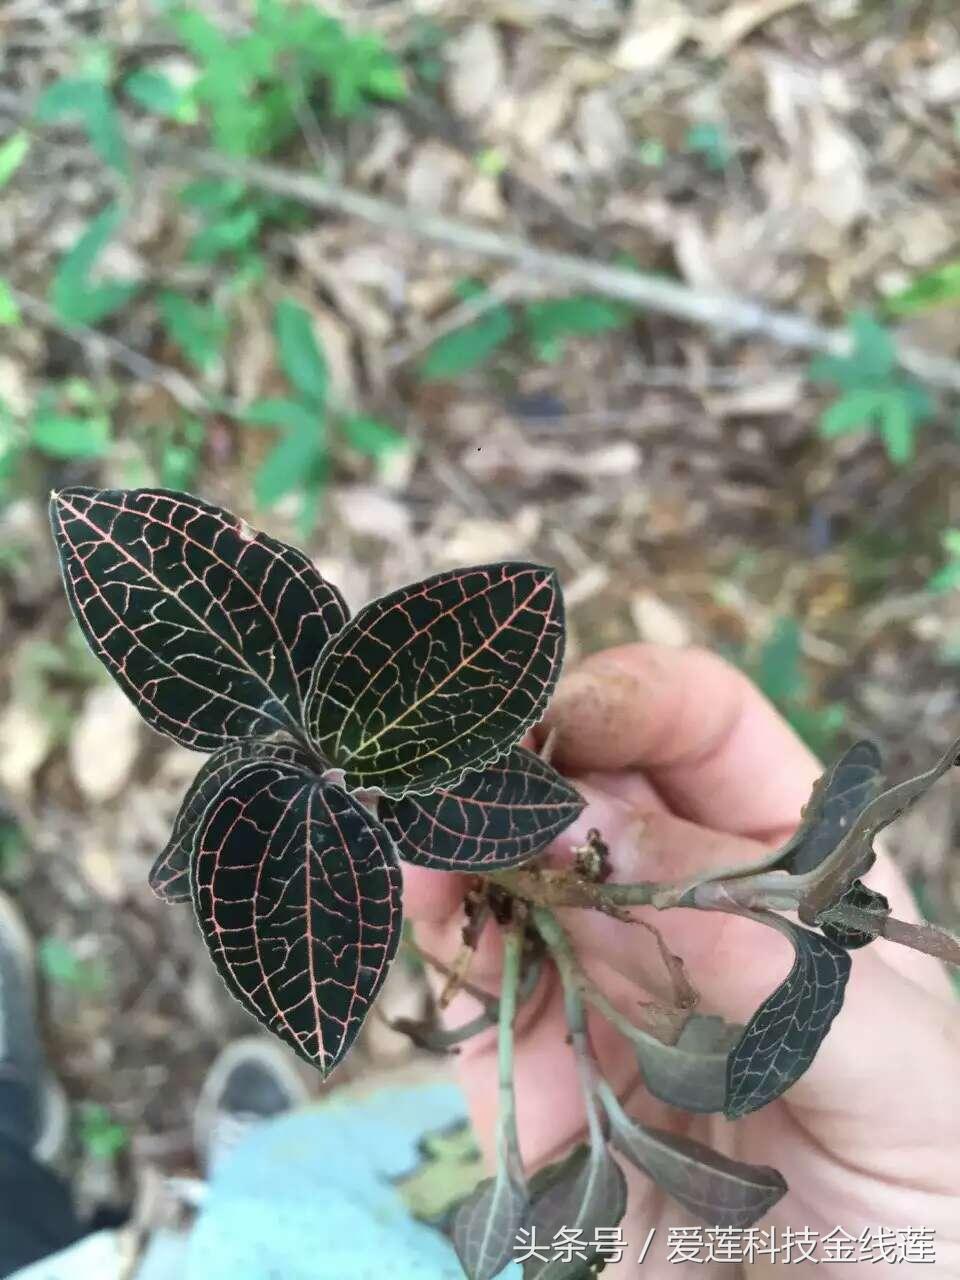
[405,647,960,1278]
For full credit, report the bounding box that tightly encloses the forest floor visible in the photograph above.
[1,0,959,1223]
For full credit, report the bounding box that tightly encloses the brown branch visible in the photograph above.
[821,904,960,966]
[169,146,960,393]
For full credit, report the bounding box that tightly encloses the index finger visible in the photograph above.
[540,644,821,839]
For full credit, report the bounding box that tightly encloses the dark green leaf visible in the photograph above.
[809,313,895,389]
[49,487,349,751]
[798,733,960,925]
[254,428,321,506]
[180,178,246,212]
[51,206,140,326]
[602,1084,786,1228]
[524,296,631,362]
[819,879,890,949]
[306,563,565,796]
[188,207,261,262]
[632,1014,741,1115]
[848,312,897,380]
[342,414,404,459]
[879,389,914,465]
[419,307,515,380]
[453,1171,529,1280]
[158,291,228,372]
[275,299,328,406]
[149,738,318,901]
[725,914,851,1119]
[776,741,884,876]
[756,616,805,705]
[244,398,320,436]
[523,1144,627,1280]
[379,748,584,870]
[123,69,195,121]
[192,759,402,1076]
[36,77,127,173]
[819,388,888,438]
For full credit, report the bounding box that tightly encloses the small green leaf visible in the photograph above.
[524,296,632,362]
[188,207,261,262]
[31,414,110,459]
[879,389,914,465]
[0,279,19,326]
[819,388,886,438]
[158,290,228,372]
[928,560,960,594]
[0,132,30,188]
[419,306,515,380]
[475,146,507,176]
[36,77,127,174]
[255,428,322,506]
[39,938,107,992]
[180,178,246,211]
[124,69,197,122]
[274,300,328,406]
[342,414,404,459]
[77,1104,129,1161]
[756,617,805,705]
[244,398,320,435]
[848,311,896,380]
[51,206,140,326]
[885,260,960,315]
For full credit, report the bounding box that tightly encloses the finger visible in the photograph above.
[547,780,953,1002]
[401,861,464,925]
[541,644,820,838]
[547,796,960,1140]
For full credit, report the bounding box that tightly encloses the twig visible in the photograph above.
[10,288,213,415]
[819,904,960,967]
[169,147,960,393]
[496,923,527,1182]
[387,952,544,1054]
[385,272,526,369]
[489,865,665,911]
[531,907,690,1045]
[533,908,608,1145]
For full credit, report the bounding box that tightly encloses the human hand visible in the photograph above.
[404,645,960,1278]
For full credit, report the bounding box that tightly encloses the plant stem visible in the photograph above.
[533,905,690,1049]
[488,866,663,911]
[821,905,960,966]
[497,923,525,1179]
[489,864,797,913]
[532,907,606,1147]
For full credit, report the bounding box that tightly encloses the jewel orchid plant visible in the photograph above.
[50,487,960,1280]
